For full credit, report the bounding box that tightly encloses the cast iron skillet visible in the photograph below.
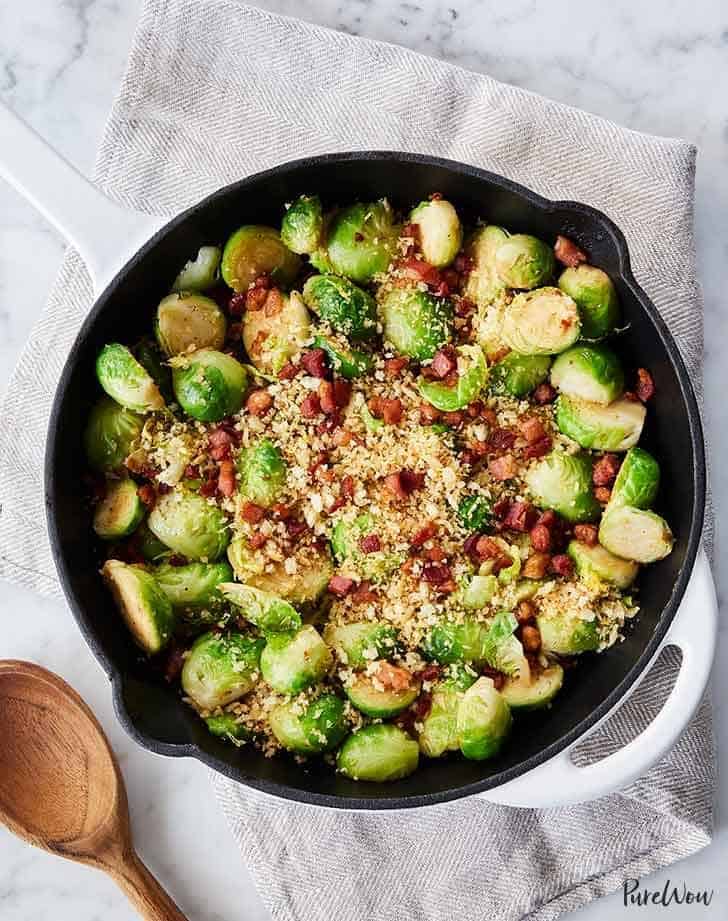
[44,152,705,809]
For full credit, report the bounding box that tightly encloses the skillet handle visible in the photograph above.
[481,549,716,808]
[0,101,162,292]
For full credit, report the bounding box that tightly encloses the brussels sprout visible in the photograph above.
[409,198,463,267]
[463,225,509,306]
[457,494,492,533]
[205,714,251,746]
[608,447,660,510]
[260,625,333,694]
[218,583,302,634]
[418,344,487,411]
[312,334,374,379]
[331,513,402,583]
[379,287,453,360]
[326,201,397,283]
[599,506,674,564]
[96,343,165,413]
[227,536,333,604]
[501,664,564,711]
[236,439,286,507]
[456,677,512,760]
[101,559,175,655]
[459,574,498,610]
[309,247,335,274]
[477,538,521,586]
[281,194,324,255]
[345,663,420,718]
[84,397,144,472]
[181,631,264,709]
[550,344,624,405]
[558,264,620,339]
[93,478,145,540]
[134,338,174,403]
[525,451,600,523]
[155,293,226,357]
[555,395,646,451]
[494,234,555,289]
[172,245,222,292]
[422,612,528,680]
[302,274,377,340]
[172,348,247,422]
[336,724,419,782]
[418,666,477,758]
[488,352,552,398]
[134,519,169,562]
[567,540,639,589]
[153,561,233,609]
[537,611,599,655]
[323,622,399,668]
[502,287,580,355]
[221,225,301,292]
[270,693,347,754]
[148,489,230,561]
[243,289,311,373]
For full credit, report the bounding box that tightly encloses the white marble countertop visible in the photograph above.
[0,1,726,919]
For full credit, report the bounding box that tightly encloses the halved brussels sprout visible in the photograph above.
[550,343,624,405]
[379,287,453,360]
[326,201,397,283]
[221,225,301,292]
[236,439,286,507]
[93,478,144,540]
[418,344,487,411]
[567,540,639,589]
[422,612,528,680]
[459,574,498,610]
[336,724,419,782]
[409,198,463,268]
[152,561,233,609]
[134,519,169,562]
[227,536,334,604]
[488,352,552,397]
[555,395,646,451]
[134,338,174,403]
[218,583,302,634]
[456,677,512,760]
[260,625,333,694]
[558,264,620,339]
[331,513,402,583]
[270,693,347,754]
[312,334,374,379]
[537,610,599,655]
[302,274,377,340]
[525,451,600,523]
[463,225,509,306]
[243,289,311,373]
[457,494,492,533]
[172,348,247,422]
[205,713,251,746]
[172,245,221,292]
[181,630,264,709]
[599,506,673,563]
[345,662,420,718]
[494,234,555,289]
[148,489,230,561]
[96,343,165,413]
[502,287,580,355]
[281,194,324,255]
[418,666,477,758]
[323,622,399,668]
[155,293,226,357]
[309,247,335,274]
[84,397,144,472]
[101,559,175,655]
[608,447,660,510]
[501,664,564,711]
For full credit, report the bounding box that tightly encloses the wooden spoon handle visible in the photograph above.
[108,849,188,921]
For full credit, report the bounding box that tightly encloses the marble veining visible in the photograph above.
[0,1,726,919]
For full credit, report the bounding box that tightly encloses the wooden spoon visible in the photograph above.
[0,660,188,921]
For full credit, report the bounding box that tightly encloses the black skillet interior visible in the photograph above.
[46,153,704,809]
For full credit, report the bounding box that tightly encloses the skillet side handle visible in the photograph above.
[482,549,716,808]
[0,102,163,293]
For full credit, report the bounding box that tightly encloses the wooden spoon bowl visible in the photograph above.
[0,660,187,920]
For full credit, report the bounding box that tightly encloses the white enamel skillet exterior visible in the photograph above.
[0,102,717,809]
